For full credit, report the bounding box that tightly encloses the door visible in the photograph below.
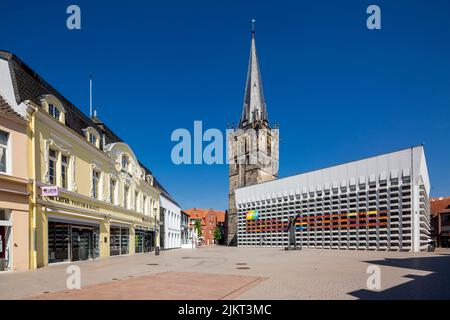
[121,228,129,254]
[48,222,69,263]
[71,227,92,261]
[110,227,121,256]
[143,231,152,253]
[135,230,143,253]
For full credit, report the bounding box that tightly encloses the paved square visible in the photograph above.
[1,246,449,300]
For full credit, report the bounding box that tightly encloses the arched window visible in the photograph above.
[42,95,66,123]
[83,127,101,148]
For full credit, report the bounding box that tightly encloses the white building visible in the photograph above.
[235,146,431,252]
[160,194,181,249]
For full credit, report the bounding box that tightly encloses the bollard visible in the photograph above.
[155,246,160,255]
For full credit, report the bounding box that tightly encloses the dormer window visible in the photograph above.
[42,95,66,123]
[83,127,100,148]
[48,104,60,120]
[89,133,97,146]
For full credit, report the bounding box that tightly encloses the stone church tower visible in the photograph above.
[226,25,279,246]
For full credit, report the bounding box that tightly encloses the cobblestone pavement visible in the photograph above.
[1,247,449,299]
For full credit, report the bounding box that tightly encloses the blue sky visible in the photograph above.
[1,0,450,209]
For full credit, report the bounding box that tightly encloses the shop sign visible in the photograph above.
[42,186,59,197]
[49,196,101,211]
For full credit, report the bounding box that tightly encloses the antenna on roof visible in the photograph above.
[89,75,93,117]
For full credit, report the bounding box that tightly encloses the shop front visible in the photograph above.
[110,225,130,256]
[48,219,100,263]
[135,227,154,253]
[39,194,108,267]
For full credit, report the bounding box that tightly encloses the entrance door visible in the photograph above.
[143,231,152,253]
[71,227,92,261]
[48,222,69,263]
[121,228,129,254]
[110,227,121,256]
[135,230,143,253]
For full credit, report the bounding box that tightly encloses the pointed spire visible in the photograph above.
[238,19,268,128]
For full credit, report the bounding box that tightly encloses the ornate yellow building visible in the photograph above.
[0,50,165,269]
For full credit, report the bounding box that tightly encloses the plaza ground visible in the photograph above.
[1,246,449,299]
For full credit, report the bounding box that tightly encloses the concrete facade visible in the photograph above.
[235,146,431,252]
[160,195,181,249]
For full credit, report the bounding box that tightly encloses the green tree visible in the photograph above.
[213,226,222,241]
[194,219,202,236]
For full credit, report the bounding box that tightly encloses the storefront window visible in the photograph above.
[135,230,143,253]
[121,228,129,254]
[110,226,129,255]
[48,221,99,264]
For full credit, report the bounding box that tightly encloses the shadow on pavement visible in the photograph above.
[349,254,450,299]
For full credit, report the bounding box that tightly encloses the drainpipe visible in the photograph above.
[26,102,38,269]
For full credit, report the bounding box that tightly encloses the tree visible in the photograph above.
[213,225,222,242]
[194,219,202,236]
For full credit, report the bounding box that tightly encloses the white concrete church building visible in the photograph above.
[229,24,431,252]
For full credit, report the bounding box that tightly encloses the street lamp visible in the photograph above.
[154,204,159,255]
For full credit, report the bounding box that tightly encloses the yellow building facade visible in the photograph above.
[1,50,164,270]
[26,97,160,268]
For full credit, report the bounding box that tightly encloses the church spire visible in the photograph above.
[238,19,268,128]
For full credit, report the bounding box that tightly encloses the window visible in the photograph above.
[48,104,60,120]
[61,155,68,189]
[143,195,147,214]
[110,178,116,204]
[0,131,8,173]
[135,191,139,211]
[122,155,129,171]
[92,170,100,199]
[49,149,57,185]
[89,133,97,146]
[124,186,129,209]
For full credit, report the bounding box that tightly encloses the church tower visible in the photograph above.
[226,22,279,246]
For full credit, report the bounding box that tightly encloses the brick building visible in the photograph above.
[184,208,225,245]
[430,197,450,248]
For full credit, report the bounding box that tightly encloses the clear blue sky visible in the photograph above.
[2,1,450,210]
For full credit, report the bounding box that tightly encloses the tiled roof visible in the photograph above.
[0,50,177,203]
[0,94,23,120]
[430,197,450,216]
[184,208,226,223]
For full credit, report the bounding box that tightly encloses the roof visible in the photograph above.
[184,208,226,223]
[0,50,178,203]
[0,94,23,121]
[430,197,450,216]
[235,145,429,203]
[0,50,106,145]
[238,30,268,128]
